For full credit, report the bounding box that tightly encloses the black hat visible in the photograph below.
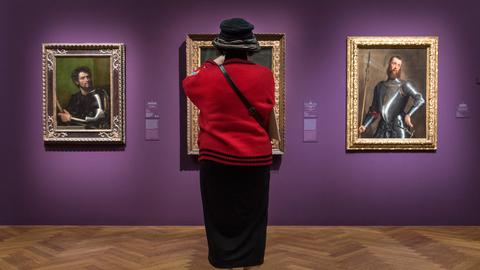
[219,18,254,41]
[213,18,261,52]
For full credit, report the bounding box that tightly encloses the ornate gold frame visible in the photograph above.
[185,34,286,155]
[42,43,125,144]
[346,36,438,150]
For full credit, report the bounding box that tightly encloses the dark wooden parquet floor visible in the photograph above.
[0,226,479,269]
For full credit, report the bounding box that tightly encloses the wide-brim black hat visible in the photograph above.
[212,18,261,52]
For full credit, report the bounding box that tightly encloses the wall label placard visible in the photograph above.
[303,100,318,142]
[456,102,470,118]
[145,100,160,141]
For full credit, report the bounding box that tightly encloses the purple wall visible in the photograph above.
[1,0,479,225]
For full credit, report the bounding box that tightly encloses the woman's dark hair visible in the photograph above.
[218,49,255,60]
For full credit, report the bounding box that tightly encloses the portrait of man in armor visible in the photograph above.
[346,37,438,150]
[359,55,425,138]
[357,49,427,139]
[56,63,110,129]
[43,43,125,144]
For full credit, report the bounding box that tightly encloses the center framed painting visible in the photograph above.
[346,36,438,151]
[185,34,286,155]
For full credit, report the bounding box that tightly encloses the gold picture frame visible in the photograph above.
[346,36,438,151]
[42,43,125,144]
[185,34,286,155]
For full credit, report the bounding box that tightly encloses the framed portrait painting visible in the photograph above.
[42,43,125,144]
[346,36,438,150]
[185,34,286,155]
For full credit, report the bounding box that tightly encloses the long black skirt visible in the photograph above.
[200,160,270,269]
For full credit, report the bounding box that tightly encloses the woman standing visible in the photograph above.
[183,18,275,270]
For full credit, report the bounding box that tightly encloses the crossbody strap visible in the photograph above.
[218,64,266,130]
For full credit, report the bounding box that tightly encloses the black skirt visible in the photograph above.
[200,160,270,269]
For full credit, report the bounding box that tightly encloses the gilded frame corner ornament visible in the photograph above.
[346,36,438,151]
[42,43,126,144]
[185,34,286,155]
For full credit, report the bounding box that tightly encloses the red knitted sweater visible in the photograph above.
[182,58,275,166]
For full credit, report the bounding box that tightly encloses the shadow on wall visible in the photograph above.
[45,144,126,152]
[179,41,200,171]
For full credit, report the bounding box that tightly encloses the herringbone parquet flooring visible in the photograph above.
[0,226,479,269]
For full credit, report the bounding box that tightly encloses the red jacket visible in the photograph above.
[183,58,275,166]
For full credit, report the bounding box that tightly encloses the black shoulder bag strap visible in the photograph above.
[218,64,267,131]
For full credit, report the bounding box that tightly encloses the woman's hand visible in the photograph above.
[213,55,225,65]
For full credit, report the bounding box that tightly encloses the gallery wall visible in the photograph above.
[1,0,479,225]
